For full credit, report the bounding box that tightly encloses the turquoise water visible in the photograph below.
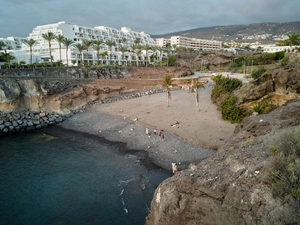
[0,127,171,225]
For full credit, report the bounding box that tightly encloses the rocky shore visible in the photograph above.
[0,88,165,135]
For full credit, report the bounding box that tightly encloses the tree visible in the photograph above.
[163,75,174,107]
[0,50,15,68]
[277,33,300,46]
[192,79,205,111]
[62,38,74,66]
[100,51,108,64]
[143,44,151,67]
[164,44,172,67]
[73,43,85,65]
[82,39,93,65]
[119,45,127,65]
[42,31,56,66]
[105,39,116,65]
[93,39,104,65]
[134,37,141,45]
[55,34,65,66]
[0,41,6,50]
[134,45,142,67]
[22,38,37,65]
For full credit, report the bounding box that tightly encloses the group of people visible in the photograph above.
[146,127,165,141]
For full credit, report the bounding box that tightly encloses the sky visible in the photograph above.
[1,0,300,38]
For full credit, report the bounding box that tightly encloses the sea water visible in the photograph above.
[0,127,171,225]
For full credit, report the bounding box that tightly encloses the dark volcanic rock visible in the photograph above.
[146,98,300,225]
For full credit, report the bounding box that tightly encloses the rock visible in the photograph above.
[146,98,300,225]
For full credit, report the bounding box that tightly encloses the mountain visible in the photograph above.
[151,21,300,44]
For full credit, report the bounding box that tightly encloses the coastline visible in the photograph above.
[58,86,236,171]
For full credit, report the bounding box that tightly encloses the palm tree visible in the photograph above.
[55,34,65,66]
[164,44,172,67]
[100,51,108,64]
[191,79,205,111]
[1,50,15,68]
[119,45,127,65]
[0,41,6,50]
[73,43,85,65]
[134,46,142,67]
[143,44,151,67]
[163,75,174,107]
[93,39,104,65]
[62,38,74,66]
[105,39,116,64]
[134,37,141,45]
[42,31,56,66]
[287,33,300,46]
[22,38,37,65]
[82,39,93,65]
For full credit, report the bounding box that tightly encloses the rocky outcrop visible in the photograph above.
[234,56,300,107]
[0,79,123,114]
[193,52,235,71]
[0,87,165,135]
[146,98,300,225]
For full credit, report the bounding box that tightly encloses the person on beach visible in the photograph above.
[153,128,157,136]
[161,133,165,142]
[172,163,178,174]
[146,127,149,135]
[158,130,163,137]
[171,120,179,127]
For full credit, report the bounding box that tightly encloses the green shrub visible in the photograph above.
[251,67,267,79]
[253,100,279,114]
[211,75,242,103]
[281,56,289,65]
[253,102,266,114]
[220,94,244,123]
[263,127,300,208]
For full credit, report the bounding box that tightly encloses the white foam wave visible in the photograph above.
[120,197,128,214]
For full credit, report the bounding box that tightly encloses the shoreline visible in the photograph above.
[58,110,214,171]
[58,86,236,170]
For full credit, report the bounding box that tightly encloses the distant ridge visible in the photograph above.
[151,21,300,44]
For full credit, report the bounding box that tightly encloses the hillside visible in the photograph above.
[152,21,300,44]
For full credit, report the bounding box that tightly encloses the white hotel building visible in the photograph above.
[156,36,222,51]
[22,21,156,65]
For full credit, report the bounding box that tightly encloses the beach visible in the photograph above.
[59,84,236,171]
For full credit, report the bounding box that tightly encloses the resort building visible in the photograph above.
[156,36,222,51]
[23,21,157,65]
[262,45,298,53]
[0,37,41,67]
[0,37,27,50]
[155,38,170,47]
[170,36,222,51]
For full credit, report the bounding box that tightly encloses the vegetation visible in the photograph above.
[0,50,15,68]
[211,75,244,123]
[211,75,242,103]
[263,127,300,223]
[22,38,38,65]
[251,67,267,79]
[191,80,205,111]
[276,33,300,46]
[62,38,74,66]
[55,34,65,66]
[163,75,174,107]
[220,94,244,123]
[42,31,56,66]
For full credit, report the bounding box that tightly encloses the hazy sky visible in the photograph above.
[1,0,300,37]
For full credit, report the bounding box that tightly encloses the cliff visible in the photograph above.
[145,55,300,224]
[145,97,300,225]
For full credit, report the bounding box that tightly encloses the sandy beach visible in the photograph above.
[59,83,236,171]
